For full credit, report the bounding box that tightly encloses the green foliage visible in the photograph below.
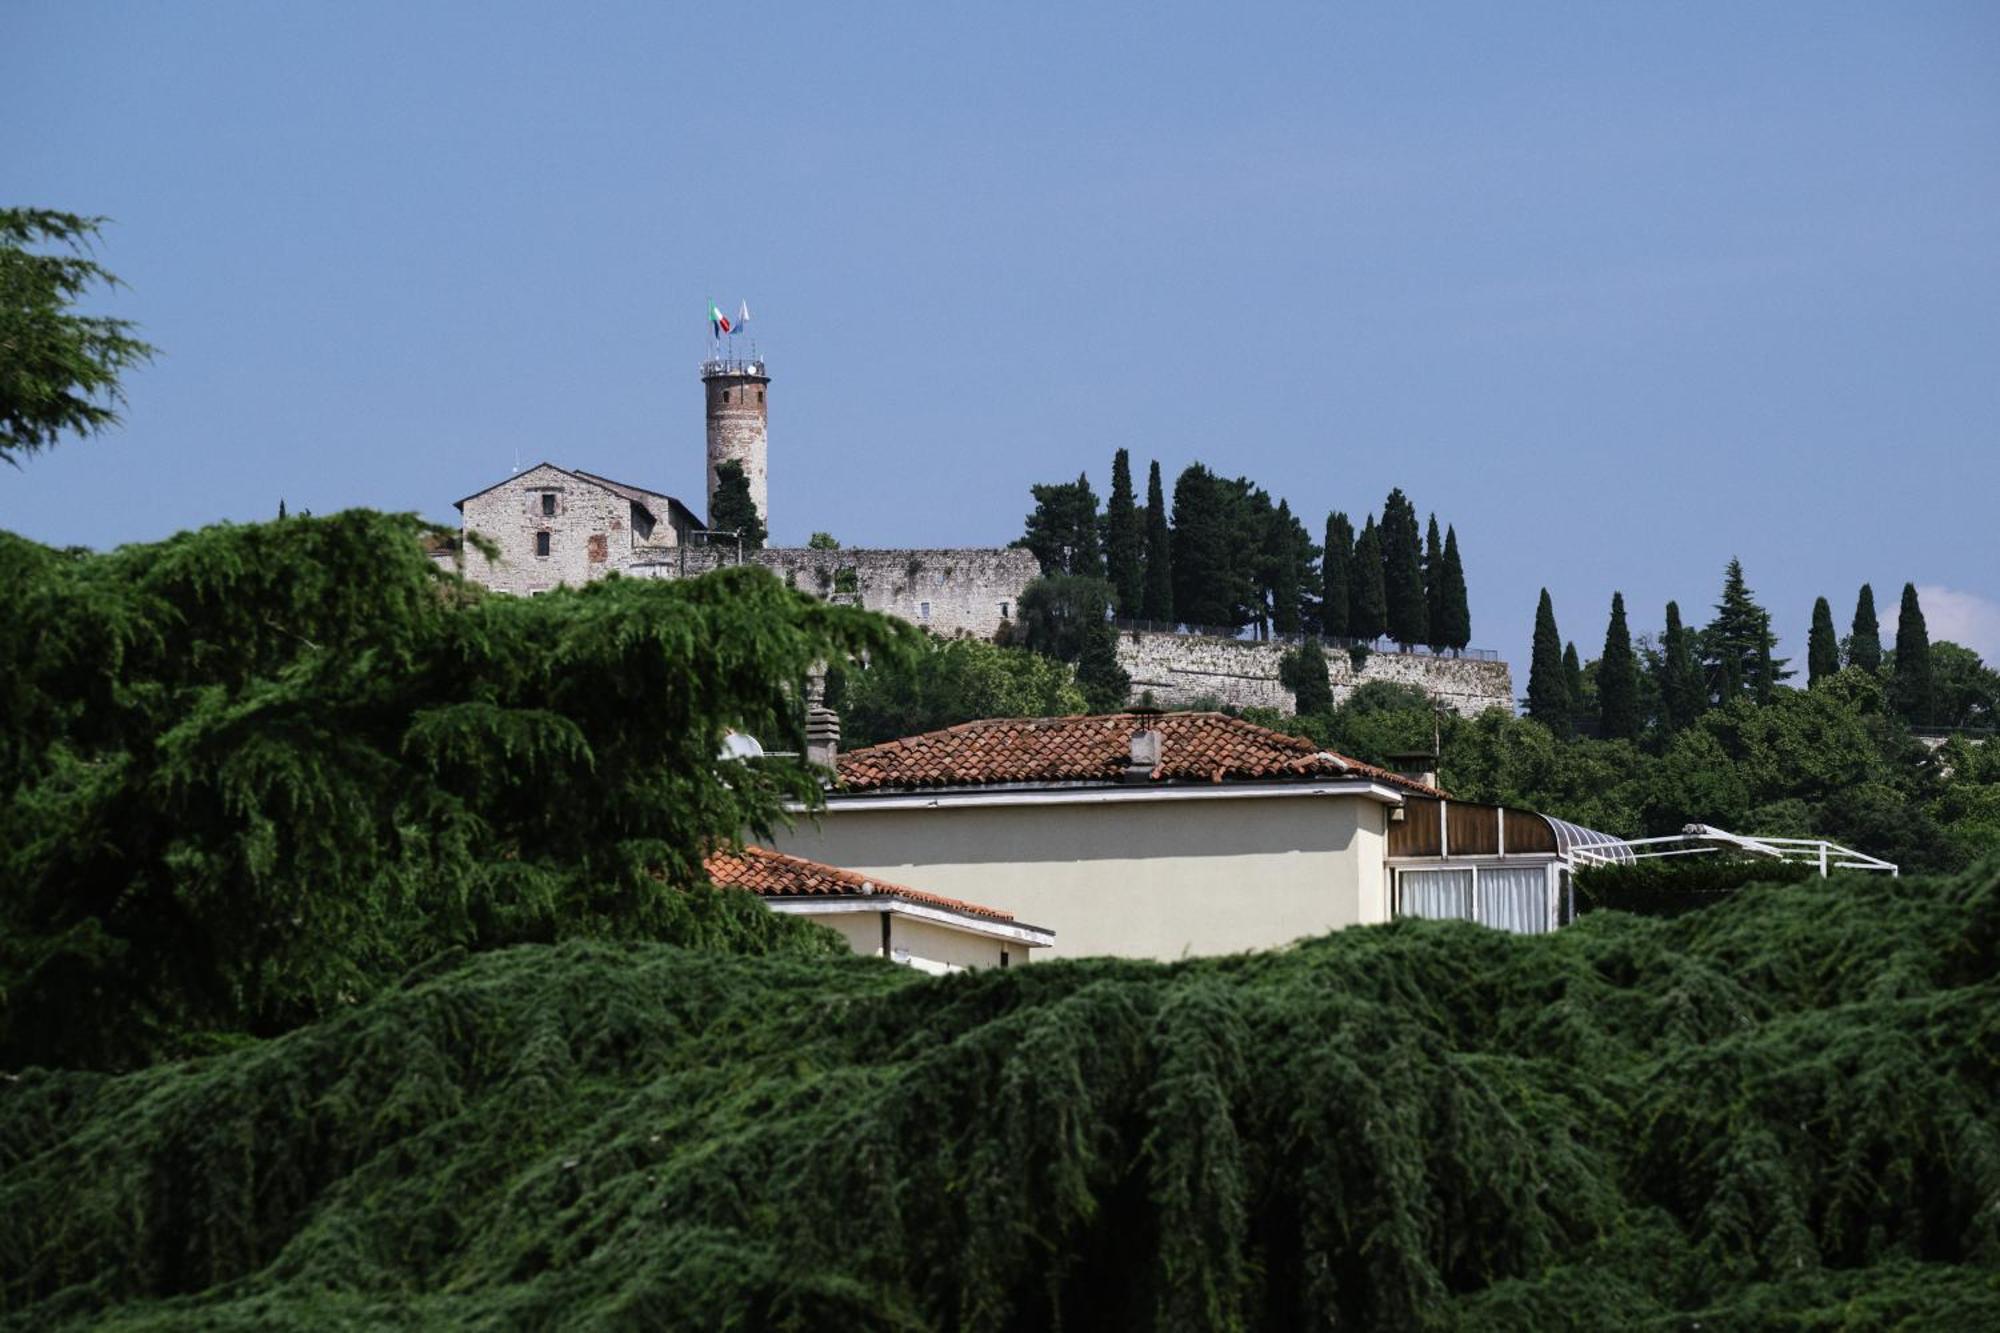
[1278,637,1333,717]
[6,865,1998,1328]
[1319,511,1352,638]
[1423,514,1444,649]
[1598,591,1639,740]
[1103,449,1144,615]
[806,531,840,550]
[1575,857,1814,917]
[706,459,765,549]
[1380,487,1428,648]
[0,514,909,1069]
[1349,515,1387,642]
[1807,595,1840,686]
[830,635,1089,748]
[1019,472,1102,578]
[1011,574,1130,712]
[1141,460,1174,622]
[1850,582,1883,672]
[1526,589,1568,734]
[0,209,158,465]
[1657,600,1704,734]
[1931,641,2000,731]
[1438,525,1471,652]
[1703,558,1786,704]
[1892,582,1934,725]
[1261,497,1308,635]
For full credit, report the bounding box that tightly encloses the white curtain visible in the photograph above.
[1396,866,1553,934]
[1397,869,1474,921]
[1476,866,1552,935]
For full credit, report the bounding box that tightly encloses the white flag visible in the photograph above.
[736,300,751,333]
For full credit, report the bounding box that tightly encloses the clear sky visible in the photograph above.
[6,2,1997,677]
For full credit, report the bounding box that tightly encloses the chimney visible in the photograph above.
[1384,749,1438,791]
[805,664,840,769]
[1127,726,1162,783]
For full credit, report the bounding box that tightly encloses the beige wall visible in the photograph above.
[461,466,686,596]
[772,904,1027,971]
[772,793,1390,961]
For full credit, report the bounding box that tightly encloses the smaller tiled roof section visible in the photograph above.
[835,712,1446,796]
[705,846,1020,922]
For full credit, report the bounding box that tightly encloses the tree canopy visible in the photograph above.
[707,458,766,549]
[0,208,157,465]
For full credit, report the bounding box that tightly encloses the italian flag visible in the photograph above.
[709,302,732,336]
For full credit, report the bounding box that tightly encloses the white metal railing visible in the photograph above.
[1564,823,1897,877]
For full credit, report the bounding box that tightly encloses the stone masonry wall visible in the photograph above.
[632,546,1040,641]
[1116,629,1515,718]
[460,464,681,596]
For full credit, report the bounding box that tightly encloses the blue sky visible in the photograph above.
[5,2,1997,676]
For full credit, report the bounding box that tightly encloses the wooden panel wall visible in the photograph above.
[1388,797,1443,857]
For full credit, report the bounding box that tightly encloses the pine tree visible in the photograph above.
[1702,558,1787,704]
[1892,582,1934,725]
[1807,597,1840,687]
[1657,600,1703,733]
[1320,512,1353,638]
[1599,592,1639,740]
[1104,449,1144,615]
[708,460,767,550]
[1280,636,1334,716]
[1019,473,1102,577]
[1527,589,1569,734]
[1423,515,1445,651]
[1141,461,1174,623]
[1438,525,1471,653]
[1850,584,1882,672]
[1349,516,1387,643]
[1381,488,1428,648]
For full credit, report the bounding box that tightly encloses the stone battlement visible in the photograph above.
[1116,629,1514,717]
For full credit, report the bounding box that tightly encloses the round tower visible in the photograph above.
[702,357,769,532]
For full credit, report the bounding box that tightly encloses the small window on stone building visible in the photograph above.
[999,601,1010,619]
[919,601,931,621]
[721,390,730,403]
[541,492,556,516]
[536,531,551,558]
[757,389,764,402]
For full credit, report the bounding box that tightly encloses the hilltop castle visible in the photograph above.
[449,343,1514,716]
[452,351,1038,640]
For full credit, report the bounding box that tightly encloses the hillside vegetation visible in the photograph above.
[5,864,1996,1330]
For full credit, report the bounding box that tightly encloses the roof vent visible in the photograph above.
[1127,728,1162,783]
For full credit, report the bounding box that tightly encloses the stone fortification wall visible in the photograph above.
[633,546,1039,641]
[1116,630,1514,718]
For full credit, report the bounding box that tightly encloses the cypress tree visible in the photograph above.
[1141,461,1174,623]
[1892,582,1934,725]
[1264,499,1303,636]
[1599,592,1639,740]
[1281,635,1335,715]
[1526,589,1569,734]
[1807,597,1839,687]
[1563,641,1585,734]
[1850,583,1882,672]
[1104,449,1144,615]
[1439,525,1471,653]
[1658,600,1703,733]
[1381,488,1428,648]
[708,460,766,550]
[1170,464,1237,629]
[1321,512,1353,638]
[1350,517,1387,643]
[1423,515,1445,651]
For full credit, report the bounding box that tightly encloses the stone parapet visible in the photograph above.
[1116,629,1514,718]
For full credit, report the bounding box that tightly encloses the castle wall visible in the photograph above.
[631,547,1041,641]
[1116,629,1514,717]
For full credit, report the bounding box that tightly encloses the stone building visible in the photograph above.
[455,463,702,596]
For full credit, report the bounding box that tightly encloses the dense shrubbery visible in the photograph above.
[0,515,906,1069]
[3,864,1995,1329]
[1574,858,1814,917]
[828,634,1089,749]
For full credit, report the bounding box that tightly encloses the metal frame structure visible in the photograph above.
[1562,823,1898,877]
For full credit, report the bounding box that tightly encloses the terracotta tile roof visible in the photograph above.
[705,845,1021,922]
[834,712,1446,797]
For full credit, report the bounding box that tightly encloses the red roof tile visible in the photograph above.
[834,712,1445,797]
[705,845,1021,922]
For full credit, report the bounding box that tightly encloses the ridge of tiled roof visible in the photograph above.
[834,711,1446,798]
[705,845,1021,922]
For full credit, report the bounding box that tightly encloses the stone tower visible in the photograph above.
[703,355,770,531]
